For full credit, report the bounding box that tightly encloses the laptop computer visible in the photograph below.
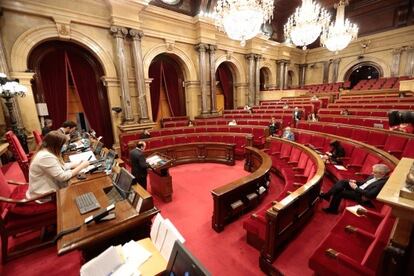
[104,168,134,203]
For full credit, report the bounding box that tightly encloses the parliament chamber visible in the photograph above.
[0,0,414,275]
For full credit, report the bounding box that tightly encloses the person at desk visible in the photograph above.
[130,141,151,190]
[282,127,295,141]
[26,131,90,202]
[319,164,390,214]
[58,120,77,137]
[42,119,53,136]
[322,140,345,164]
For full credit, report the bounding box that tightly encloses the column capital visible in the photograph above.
[298,63,308,69]
[195,43,208,52]
[110,26,128,38]
[208,44,217,52]
[254,54,262,61]
[276,59,289,64]
[129,29,144,40]
[246,53,256,60]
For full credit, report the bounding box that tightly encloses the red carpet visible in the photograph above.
[1,161,340,276]
[151,161,283,276]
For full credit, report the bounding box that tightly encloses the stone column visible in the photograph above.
[331,58,341,83]
[246,54,256,106]
[208,45,218,115]
[298,64,307,88]
[323,61,331,84]
[254,55,262,105]
[283,61,290,89]
[276,60,285,90]
[129,29,150,123]
[405,46,414,77]
[110,26,134,123]
[391,48,403,77]
[195,43,209,115]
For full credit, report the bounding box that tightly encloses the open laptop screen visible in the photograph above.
[115,168,134,198]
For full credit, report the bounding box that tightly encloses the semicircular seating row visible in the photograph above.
[119,126,270,162]
[297,121,414,159]
[123,132,252,164]
[243,137,325,262]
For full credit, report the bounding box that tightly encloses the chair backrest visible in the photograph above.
[0,170,13,213]
[6,131,30,182]
[33,130,43,146]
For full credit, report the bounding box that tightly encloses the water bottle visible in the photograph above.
[105,158,112,173]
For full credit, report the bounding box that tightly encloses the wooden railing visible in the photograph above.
[211,146,272,232]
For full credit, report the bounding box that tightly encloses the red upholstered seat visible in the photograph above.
[33,130,43,146]
[383,135,408,158]
[401,139,414,158]
[5,131,30,182]
[0,170,56,263]
[350,129,369,143]
[366,131,388,148]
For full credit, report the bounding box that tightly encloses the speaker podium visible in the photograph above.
[147,153,173,202]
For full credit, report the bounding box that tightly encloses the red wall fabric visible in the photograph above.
[217,64,234,109]
[38,50,68,128]
[66,51,114,146]
[149,56,186,120]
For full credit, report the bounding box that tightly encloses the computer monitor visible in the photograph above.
[165,241,210,276]
[115,168,134,198]
[94,141,104,155]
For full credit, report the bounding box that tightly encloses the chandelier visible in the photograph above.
[215,0,274,46]
[321,0,358,53]
[284,0,330,50]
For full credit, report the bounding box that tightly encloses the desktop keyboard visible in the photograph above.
[75,192,101,214]
[106,188,124,204]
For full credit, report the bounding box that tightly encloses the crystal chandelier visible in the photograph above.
[215,0,274,46]
[321,0,358,53]
[284,0,330,50]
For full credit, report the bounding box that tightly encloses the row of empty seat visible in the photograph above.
[304,81,350,93]
[353,76,411,90]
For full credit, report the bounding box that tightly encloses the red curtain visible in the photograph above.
[38,50,68,128]
[161,61,185,117]
[65,51,114,146]
[149,61,162,121]
[217,65,234,109]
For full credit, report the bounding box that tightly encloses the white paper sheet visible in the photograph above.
[80,245,124,276]
[69,150,96,163]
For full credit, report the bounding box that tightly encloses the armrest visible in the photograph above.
[7,179,28,185]
[293,182,304,187]
[355,172,370,178]
[0,191,56,204]
[344,225,375,239]
[356,208,385,219]
[287,161,298,165]
[347,164,362,169]
[325,249,374,276]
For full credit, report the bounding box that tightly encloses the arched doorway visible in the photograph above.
[346,62,382,88]
[260,67,271,91]
[149,54,186,125]
[216,62,234,111]
[28,40,114,146]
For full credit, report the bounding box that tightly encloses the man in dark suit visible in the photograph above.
[130,141,150,190]
[293,107,303,122]
[320,164,390,214]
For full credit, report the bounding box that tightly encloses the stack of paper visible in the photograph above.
[80,246,124,276]
[69,150,97,163]
[334,164,347,171]
[150,213,185,261]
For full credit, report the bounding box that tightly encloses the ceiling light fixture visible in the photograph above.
[284,0,330,50]
[215,0,275,46]
[321,0,358,53]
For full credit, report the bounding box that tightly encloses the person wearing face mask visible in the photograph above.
[26,131,90,202]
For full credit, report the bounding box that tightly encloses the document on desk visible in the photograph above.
[80,245,124,276]
[122,240,151,268]
[160,219,186,261]
[334,165,347,171]
[150,213,164,244]
[69,150,97,163]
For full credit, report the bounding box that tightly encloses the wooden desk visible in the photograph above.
[137,238,167,276]
[56,176,159,255]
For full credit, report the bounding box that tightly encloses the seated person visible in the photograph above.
[268,117,280,137]
[228,119,237,126]
[243,105,252,113]
[340,109,350,116]
[187,120,194,127]
[282,103,290,109]
[310,95,319,101]
[27,131,90,202]
[140,129,151,139]
[322,140,345,164]
[389,123,414,134]
[307,112,319,122]
[42,119,53,136]
[319,164,390,214]
[282,127,295,141]
[293,107,303,122]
